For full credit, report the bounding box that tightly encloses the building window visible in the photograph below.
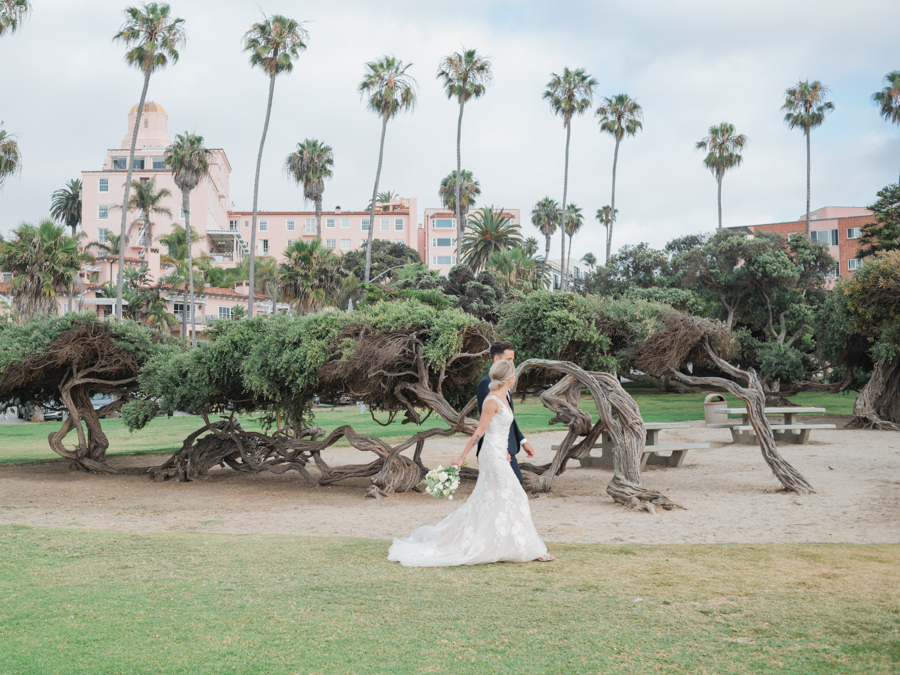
[177,205,185,219]
[361,219,370,231]
[98,178,109,193]
[229,219,238,231]
[432,256,456,265]
[132,157,145,170]
[103,307,112,318]
[847,227,861,239]
[140,177,149,186]
[574,266,581,280]
[433,218,454,229]
[287,239,295,249]
[325,239,336,250]
[305,218,316,235]
[395,218,404,231]
[261,239,269,254]
[2,272,12,282]
[259,219,267,232]
[112,157,127,170]
[338,239,349,250]
[432,238,455,247]
[848,258,863,271]
[244,220,249,228]
[326,218,335,228]
[811,229,838,246]
[219,306,233,320]
[152,157,166,170]
[286,219,295,231]
[380,218,390,231]
[173,303,192,319]
[341,218,350,229]
[98,228,109,243]
[553,274,560,290]
[98,205,109,220]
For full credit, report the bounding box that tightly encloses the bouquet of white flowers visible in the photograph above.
[422,465,461,500]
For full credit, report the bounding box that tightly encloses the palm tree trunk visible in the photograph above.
[116,69,151,319]
[560,123,572,291]
[542,233,552,285]
[185,194,196,348]
[717,173,723,229]
[182,279,188,338]
[805,130,811,237]
[606,137,620,264]
[68,223,77,314]
[567,233,574,287]
[364,115,390,282]
[248,73,277,317]
[455,98,465,261]
[271,281,277,315]
[315,194,322,243]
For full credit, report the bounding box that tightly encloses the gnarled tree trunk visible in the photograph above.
[849,357,900,430]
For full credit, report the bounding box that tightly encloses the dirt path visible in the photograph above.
[1,420,897,544]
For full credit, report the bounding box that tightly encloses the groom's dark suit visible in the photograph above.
[476,374,526,485]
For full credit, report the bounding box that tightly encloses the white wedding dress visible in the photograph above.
[388,395,548,567]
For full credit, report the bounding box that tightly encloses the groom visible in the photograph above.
[476,341,536,485]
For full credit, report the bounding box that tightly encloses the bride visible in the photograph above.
[388,359,554,567]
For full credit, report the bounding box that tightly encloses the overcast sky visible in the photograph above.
[1,0,898,263]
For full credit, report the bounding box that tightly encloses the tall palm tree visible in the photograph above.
[165,132,211,347]
[437,48,492,260]
[596,94,643,264]
[0,128,21,191]
[595,205,617,252]
[359,55,417,282]
[531,197,560,279]
[873,72,900,169]
[0,220,80,318]
[695,123,748,230]
[543,67,596,291]
[285,139,334,241]
[278,239,342,315]
[0,0,30,36]
[50,178,83,312]
[116,178,172,253]
[563,203,584,281]
[242,14,308,317]
[461,207,522,273]
[438,169,481,226]
[143,280,178,332]
[782,80,834,236]
[112,2,186,319]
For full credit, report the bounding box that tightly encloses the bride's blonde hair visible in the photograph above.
[488,359,515,391]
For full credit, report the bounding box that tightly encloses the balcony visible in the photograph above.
[205,314,234,323]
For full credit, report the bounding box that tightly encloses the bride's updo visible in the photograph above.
[488,359,515,391]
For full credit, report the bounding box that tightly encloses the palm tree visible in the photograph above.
[461,207,522,273]
[253,256,279,315]
[581,252,597,271]
[873,72,900,167]
[563,203,584,281]
[50,178,84,312]
[365,190,400,211]
[543,67,596,290]
[0,220,80,318]
[143,280,178,332]
[595,205,617,253]
[522,237,540,258]
[0,128,21,191]
[112,2,186,319]
[157,223,199,262]
[437,48,493,260]
[116,178,172,253]
[782,80,835,236]
[359,55,417,282]
[0,0,30,36]
[285,139,334,241]
[242,14,309,317]
[596,94,643,264]
[278,239,342,315]
[696,123,748,230]
[438,170,481,230]
[531,197,560,279]
[165,132,211,347]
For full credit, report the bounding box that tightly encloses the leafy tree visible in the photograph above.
[563,203,583,281]
[438,169,481,230]
[341,239,422,283]
[696,122,747,229]
[113,2,186,319]
[279,239,343,315]
[587,242,671,295]
[596,94,643,262]
[872,70,900,126]
[461,207,522,272]
[0,128,21,191]
[857,183,900,257]
[782,80,834,236]
[359,56,417,282]
[116,177,172,253]
[50,178,84,312]
[165,132,211,346]
[531,197,560,279]
[0,220,80,318]
[437,48,492,260]
[487,247,540,292]
[0,0,30,36]
[242,14,309,316]
[285,138,334,241]
[544,67,596,290]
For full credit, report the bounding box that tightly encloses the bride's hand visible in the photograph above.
[507,453,511,462]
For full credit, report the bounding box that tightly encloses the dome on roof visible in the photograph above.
[129,102,166,114]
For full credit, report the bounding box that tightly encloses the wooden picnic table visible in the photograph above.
[553,422,708,470]
[706,407,835,444]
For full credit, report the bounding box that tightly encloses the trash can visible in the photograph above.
[704,394,728,426]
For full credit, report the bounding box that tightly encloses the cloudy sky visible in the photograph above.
[1,0,898,263]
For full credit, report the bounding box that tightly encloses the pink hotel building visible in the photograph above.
[66,102,520,338]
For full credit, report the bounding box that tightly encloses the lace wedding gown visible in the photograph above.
[388,395,548,567]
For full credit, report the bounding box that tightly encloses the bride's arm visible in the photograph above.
[452,398,499,468]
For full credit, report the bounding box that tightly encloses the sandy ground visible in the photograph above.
[1,418,898,545]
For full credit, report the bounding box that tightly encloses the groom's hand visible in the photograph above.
[522,442,536,458]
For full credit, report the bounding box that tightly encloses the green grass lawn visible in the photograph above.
[0,384,858,466]
[0,525,895,674]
